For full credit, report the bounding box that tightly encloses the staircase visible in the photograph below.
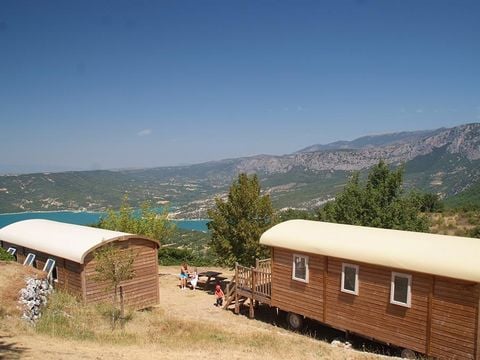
[222,259,272,318]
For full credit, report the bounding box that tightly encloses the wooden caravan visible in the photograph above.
[230,220,480,359]
[0,219,159,309]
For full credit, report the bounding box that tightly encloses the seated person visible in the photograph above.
[189,267,199,290]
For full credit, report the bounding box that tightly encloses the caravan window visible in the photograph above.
[24,253,36,267]
[292,254,309,283]
[390,272,412,307]
[43,258,57,281]
[7,247,17,260]
[341,263,359,295]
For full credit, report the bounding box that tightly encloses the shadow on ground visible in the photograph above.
[0,335,27,360]
[230,303,408,358]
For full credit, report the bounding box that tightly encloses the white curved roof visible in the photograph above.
[260,220,480,283]
[0,219,156,264]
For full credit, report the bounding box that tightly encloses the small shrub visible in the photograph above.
[470,226,480,239]
[0,248,15,261]
[467,213,480,225]
[454,229,466,237]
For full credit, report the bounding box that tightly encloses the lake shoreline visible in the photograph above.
[0,209,105,216]
[0,211,209,232]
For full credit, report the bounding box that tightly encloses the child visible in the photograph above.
[214,284,224,307]
[190,268,198,291]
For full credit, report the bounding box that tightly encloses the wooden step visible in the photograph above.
[224,296,247,309]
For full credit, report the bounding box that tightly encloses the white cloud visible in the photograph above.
[415,109,424,113]
[137,129,152,136]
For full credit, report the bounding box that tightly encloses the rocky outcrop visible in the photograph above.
[19,277,53,324]
[233,123,480,174]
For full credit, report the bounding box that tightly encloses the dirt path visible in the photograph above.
[0,266,378,360]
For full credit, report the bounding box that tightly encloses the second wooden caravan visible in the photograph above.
[229,220,480,360]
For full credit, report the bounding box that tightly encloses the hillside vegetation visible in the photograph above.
[1,123,479,216]
[444,180,480,210]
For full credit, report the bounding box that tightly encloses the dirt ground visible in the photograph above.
[0,265,383,360]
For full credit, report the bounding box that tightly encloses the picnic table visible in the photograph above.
[197,271,225,289]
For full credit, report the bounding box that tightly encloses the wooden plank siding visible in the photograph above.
[268,247,479,359]
[326,257,430,354]
[430,277,479,360]
[83,238,159,310]
[270,248,326,322]
[477,293,480,360]
[61,259,83,297]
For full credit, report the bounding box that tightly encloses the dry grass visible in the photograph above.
[31,291,341,359]
[428,211,480,236]
[0,261,46,318]
[0,263,387,359]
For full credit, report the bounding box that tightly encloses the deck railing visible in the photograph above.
[235,258,272,301]
[236,264,253,290]
[256,258,272,273]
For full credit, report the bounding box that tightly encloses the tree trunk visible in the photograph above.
[112,284,118,328]
[120,285,125,329]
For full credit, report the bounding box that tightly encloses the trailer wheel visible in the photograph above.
[400,348,416,359]
[286,312,303,331]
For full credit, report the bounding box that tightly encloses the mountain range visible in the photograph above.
[1,123,479,217]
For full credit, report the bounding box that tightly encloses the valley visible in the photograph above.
[1,123,479,218]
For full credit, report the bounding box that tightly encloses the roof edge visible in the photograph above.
[80,235,159,264]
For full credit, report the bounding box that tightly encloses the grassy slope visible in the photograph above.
[0,263,379,360]
[0,261,44,310]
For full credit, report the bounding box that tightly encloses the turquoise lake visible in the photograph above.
[0,211,209,232]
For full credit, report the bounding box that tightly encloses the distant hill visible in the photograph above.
[0,123,479,217]
[297,128,443,153]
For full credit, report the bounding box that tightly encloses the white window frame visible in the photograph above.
[292,254,309,283]
[43,258,57,281]
[341,263,359,295]
[23,253,36,266]
[390,272,412,308]
[7,247,16,256]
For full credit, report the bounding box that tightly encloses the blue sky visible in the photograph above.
[1,0,479,173]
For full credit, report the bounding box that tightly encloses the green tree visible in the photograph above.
[415,192,444,213]
[278,208,316,222]
[207,173,275,267]
[318,161,429,232]
[93,244,136,328]
[98,195,176,243]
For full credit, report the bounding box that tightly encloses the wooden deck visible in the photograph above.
[224,259,272,318]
